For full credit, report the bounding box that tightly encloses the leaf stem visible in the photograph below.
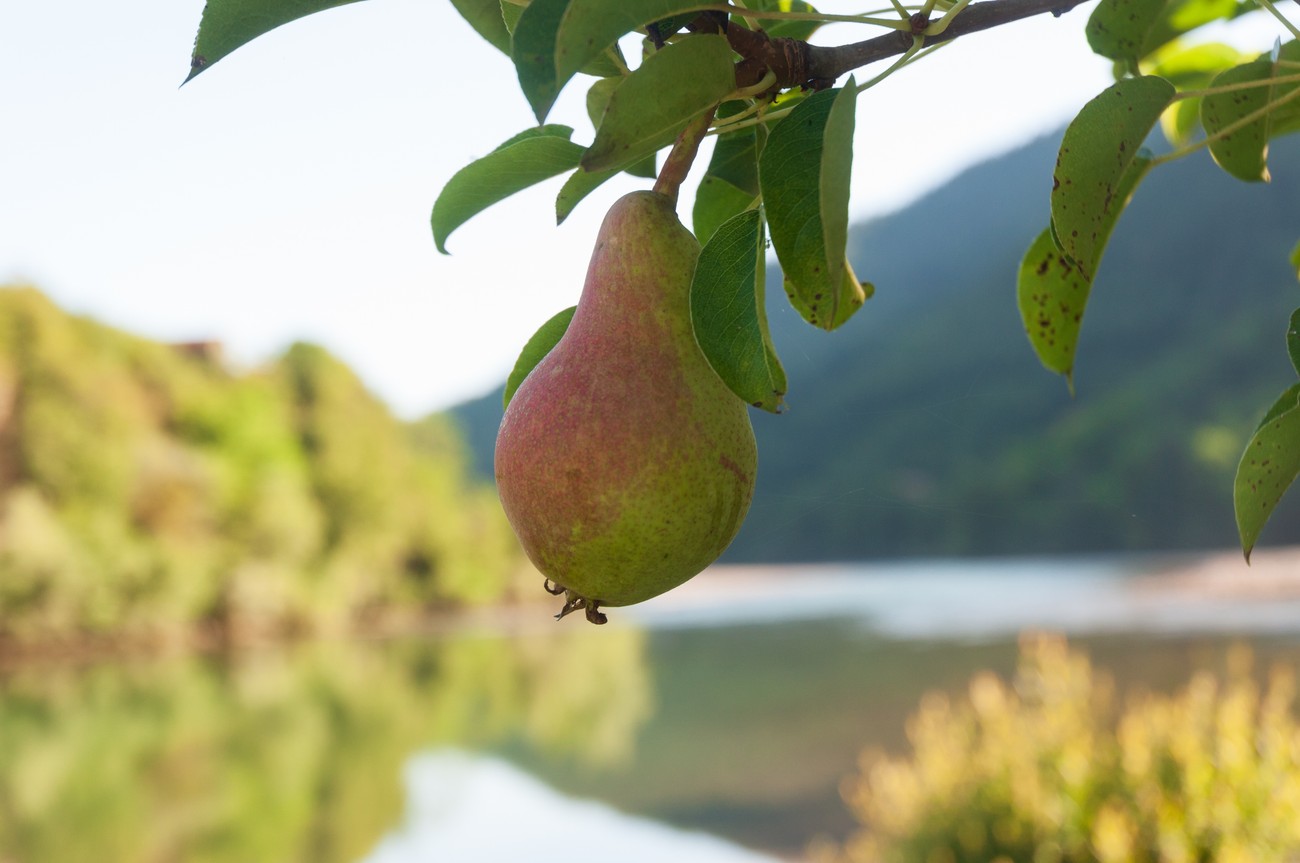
[1173,70,1300,101]
[1257,0,1300,41]
[710,100,765,131]
[730,69,779,100]
[924,0,975,36]
[654,106,719,205]
[1153,81,1300,166]
[855,35,926,91]
[708,103,795,135]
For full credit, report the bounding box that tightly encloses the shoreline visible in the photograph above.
[4,545,1298,669]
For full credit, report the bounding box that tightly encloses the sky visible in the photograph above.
[0,1,1272,416]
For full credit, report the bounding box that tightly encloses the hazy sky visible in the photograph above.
[0,2,1271,415]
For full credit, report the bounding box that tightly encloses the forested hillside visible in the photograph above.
[453,133,1300,561]
[0,288,523,648]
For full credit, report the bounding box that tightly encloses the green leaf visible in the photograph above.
[626,156,657,179]
[504,306,577,408]
[690,209,787,412]
[556,1,715,104]
[1290,239,1300,282]
[693,111,762,242]
[501,1,523,32]
[555,76,666,226]
[1029,148,1152,382]
[1051,76,1172,280]
[582,34,736,173]
[584,77,656,178]
[1086,0,1167,65]
[1288,308,1300,377]
[1268,41,1300,138]
[1017,228,1092,385]
[693,177,755,244]
[1256,381,1300,431]
[186,0,367,81]
[514,0,715,123]
[498,124,581,148]
[1146,41,1243,144]
[432,127,584,253]
[704,109,762,195]
[586,76,620,128]
[451,0,512,54]
[1145,40,1242,85]
[744,0,823,41]
[511,0,573,123]
[1235,389,1300,560]
[1142,0,1240,59]
[555,166,620,225]
[1199,41,1300,181]
[781,259,869,331]
[760,82,861,330]
[1087,0,1238,66]
[582,45,629,79]
[1201,58,1274,181]
[1161,97,1203,147]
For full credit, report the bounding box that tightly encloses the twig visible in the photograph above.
[654,106,719,204]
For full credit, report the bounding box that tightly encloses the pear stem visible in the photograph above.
[653,106,718,206]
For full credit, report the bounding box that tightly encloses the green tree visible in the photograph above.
[0,287,522,644]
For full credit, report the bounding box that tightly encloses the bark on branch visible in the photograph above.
[713,0,1091,91]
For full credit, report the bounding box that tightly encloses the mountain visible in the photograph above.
[450,132,1300,561]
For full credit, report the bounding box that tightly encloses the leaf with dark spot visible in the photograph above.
[1201,40,1300,182]
[1201,57,1274,182]
[1017,227,1091,388]
[1235,387,1300,560]
[760,82,862,330]
[1051,76,1170,280]
[1086,0,1238,66]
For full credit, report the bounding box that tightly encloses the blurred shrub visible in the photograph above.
[0,286,525,645]
[830,634,1300,863]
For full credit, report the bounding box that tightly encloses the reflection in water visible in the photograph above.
[0,625,650,863]
[8,560,1300,863]
[364,750,781,863]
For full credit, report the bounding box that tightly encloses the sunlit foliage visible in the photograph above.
[0,286,524,646]
[830,634,1300,863]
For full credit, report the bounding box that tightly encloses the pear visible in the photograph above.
[494,191,757,623]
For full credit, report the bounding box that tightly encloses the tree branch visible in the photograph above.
[721,0,1092,90]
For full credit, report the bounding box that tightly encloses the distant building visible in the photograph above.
[170,340,224,365]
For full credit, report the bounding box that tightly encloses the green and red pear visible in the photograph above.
[494,190,757,623]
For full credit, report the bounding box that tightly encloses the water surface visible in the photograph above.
[4,553,1299,863]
